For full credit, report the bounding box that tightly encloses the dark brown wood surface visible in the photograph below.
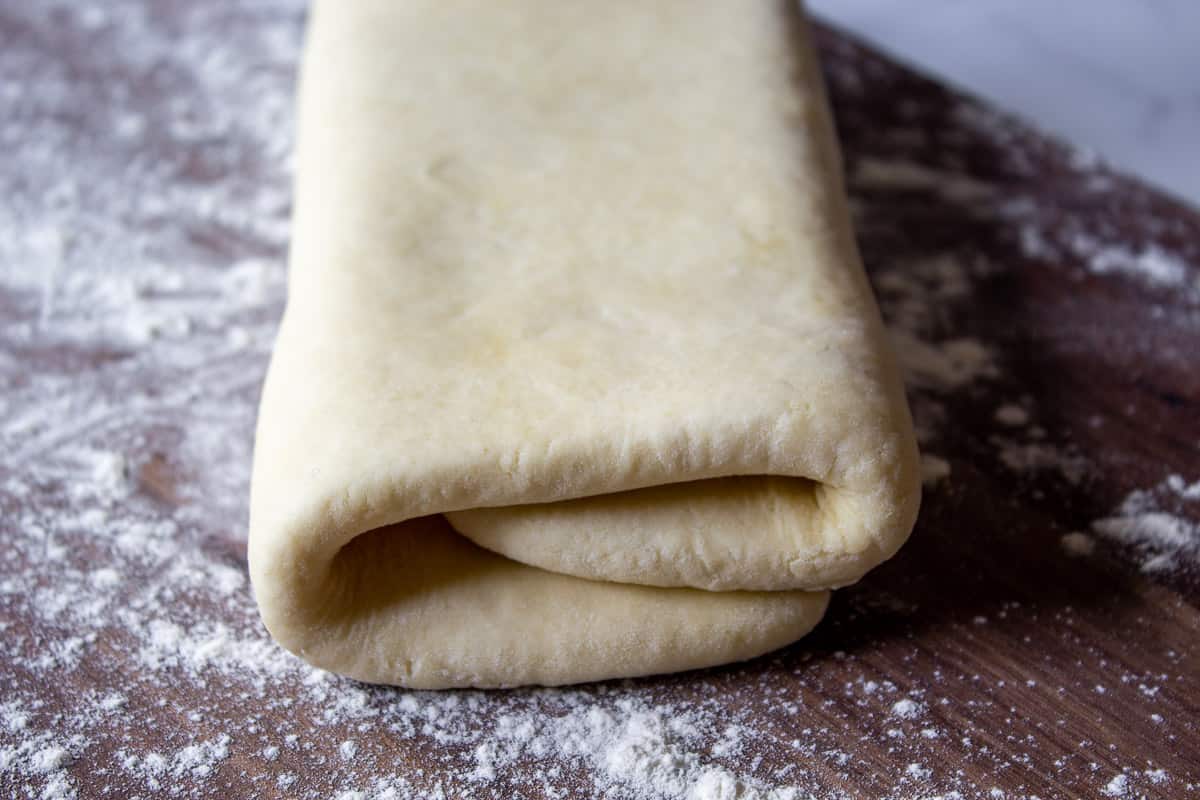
[1,3,1197,799]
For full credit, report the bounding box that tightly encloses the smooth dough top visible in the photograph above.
[248,0,920,689]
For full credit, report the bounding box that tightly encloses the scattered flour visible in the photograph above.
[116,735,232,792]
[467,699,807,800]
[865,248,1001,456]
[171,735,231,779]
[1145,768,1168,785]
[1093,514,1196,573]
[1017,224,1198,298]
[1091,475,1200,573]
[1087,242,1193,290]
[1,4,1194,800]
[0,731,85,799]
[991,438,1088,484]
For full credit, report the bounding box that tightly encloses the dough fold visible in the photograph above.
[249,0,920,689]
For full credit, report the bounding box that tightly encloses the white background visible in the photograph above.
[808,0,1200,208]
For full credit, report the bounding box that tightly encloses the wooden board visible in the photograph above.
[1,3,1197,799]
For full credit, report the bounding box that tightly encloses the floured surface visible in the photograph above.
[2,2,1199,798]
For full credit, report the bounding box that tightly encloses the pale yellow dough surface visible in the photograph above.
[248,0,920,689]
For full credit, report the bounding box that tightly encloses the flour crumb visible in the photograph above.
[222,257,283,306]
[91,451,131,497]
[31,745,72,773]
[90,568,122,589]
[904,762,932,781]
[171,735,231,779]
[1166,474,1200,501]
[228,326,252,349]
[993,438,1087,483]
[993,404,1029,426]
[2,702,30,732]
[1092,503,1198,574]
[1094,513,1192,549]
[98,693,126,712]
[1102,773,1130,797]
[1088,243,1193,291]
[852,157,994,203]
[1060,532,1095,558]
[125,310,193,344]
[892,332,996,390]
[891,699,923,720]
[920,454,951,487]
[1016,225,1198,297]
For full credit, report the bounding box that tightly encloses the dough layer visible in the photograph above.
[248,0,920,689]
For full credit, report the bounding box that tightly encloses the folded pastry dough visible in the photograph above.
[248,0,920,689]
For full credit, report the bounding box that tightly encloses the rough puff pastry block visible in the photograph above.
[248,0,921,689]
